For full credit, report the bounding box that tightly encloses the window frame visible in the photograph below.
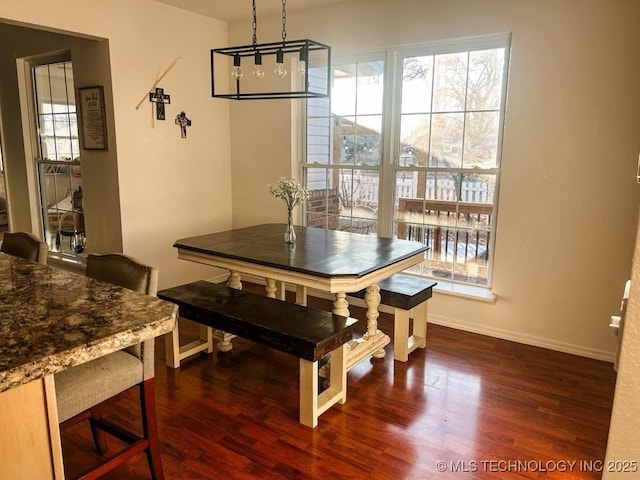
[302,34,511,289]
[26,54,86,259]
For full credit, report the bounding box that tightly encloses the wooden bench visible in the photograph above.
[351,274,437,362]
[157,280,358,428]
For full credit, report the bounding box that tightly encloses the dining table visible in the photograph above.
[0,253,177,479]
[172,223,427,371]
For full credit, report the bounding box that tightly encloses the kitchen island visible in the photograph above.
[0,253,177,479]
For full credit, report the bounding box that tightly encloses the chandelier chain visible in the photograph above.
[252,0,258,46]
[281,0,287,43]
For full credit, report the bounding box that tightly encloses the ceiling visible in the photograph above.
[155,0,351,23]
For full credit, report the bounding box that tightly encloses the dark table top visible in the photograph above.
[175,223,427,279]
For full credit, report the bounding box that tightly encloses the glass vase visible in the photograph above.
[284,208,296,243]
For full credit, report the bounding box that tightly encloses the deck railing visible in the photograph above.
[396,197,492,284]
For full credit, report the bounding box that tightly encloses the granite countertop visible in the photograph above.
[0,254,178,393]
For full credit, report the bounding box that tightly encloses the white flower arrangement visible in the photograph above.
[268,177,310,211]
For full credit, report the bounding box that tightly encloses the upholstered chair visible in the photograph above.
[0,231,48,265]
[54,253,164,480]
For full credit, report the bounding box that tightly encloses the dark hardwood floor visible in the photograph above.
[61,286,617,479]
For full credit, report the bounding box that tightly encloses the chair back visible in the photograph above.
[85,253,159,378]
[86,253,158,295]
[1,231,48,265]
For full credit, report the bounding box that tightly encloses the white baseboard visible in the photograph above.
[427,313,615,363]
[214,273,616,364]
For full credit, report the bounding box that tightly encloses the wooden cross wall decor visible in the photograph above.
[175,112,192,138]
[149,87,171,120]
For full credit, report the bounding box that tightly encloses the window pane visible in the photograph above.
[463,112,499,169]
[338,168,378,235]
[54,114,71,137]
[39,114,54,136]
[461,173,496,207]
[336,116,356,165]
[34,65,52,107]
[356,61,384,115]
[332,65,357,116]
[306,116,331,165]
[399,114,430,166]
[354,115,382,166]
[467,49,504,111]
[432,52,468,112]
[430,113,464,167]
[423,227,489,285]
[401,55,433,114]
[49,63,71,112]
[305,168,340,230]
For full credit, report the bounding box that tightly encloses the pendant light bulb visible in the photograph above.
[231,54,243,80]
[297,47,308,77]
[275,49,287,78]
[252,52,265,80]
[296,60,306,76]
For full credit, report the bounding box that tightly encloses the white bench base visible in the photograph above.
[393,301,428,362]
[165,322,214,368]
[300,343,347,428]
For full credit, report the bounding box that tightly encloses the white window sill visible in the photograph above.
[433,280,496,304]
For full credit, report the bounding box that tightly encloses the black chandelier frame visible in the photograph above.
[211,38,331,100]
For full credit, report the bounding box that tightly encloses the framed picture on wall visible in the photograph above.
[79,86,107,150]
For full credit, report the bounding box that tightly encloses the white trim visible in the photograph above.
[394,32,512,57]
[432,280,496,303]
[334,33,513,63]
[428,313,615,363]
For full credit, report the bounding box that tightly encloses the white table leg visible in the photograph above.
[265,278,278,298]
[341,284,391,370]
[227,271,242,289]
[296,285,307,306]
[364,284,381,339]
[332,292,350,317]
[215,271,241,352]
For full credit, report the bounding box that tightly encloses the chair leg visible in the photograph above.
[140,378,165,480]
[89,404,109,454]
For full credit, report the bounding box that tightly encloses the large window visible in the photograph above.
[303,36,510,287]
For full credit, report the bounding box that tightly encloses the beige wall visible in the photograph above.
[0,0,234,288]
[228,0,640,359]
[605,211,640,477]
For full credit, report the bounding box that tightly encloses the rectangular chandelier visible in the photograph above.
[211,38,331,100]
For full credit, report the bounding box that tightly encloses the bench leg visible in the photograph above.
[165,320,215,368]
[200,325,214,353]
[393,308,411,362]
[412,301,428,351]
[393,302,428,362]
[165,324,181,368]
[299,344,347,428]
